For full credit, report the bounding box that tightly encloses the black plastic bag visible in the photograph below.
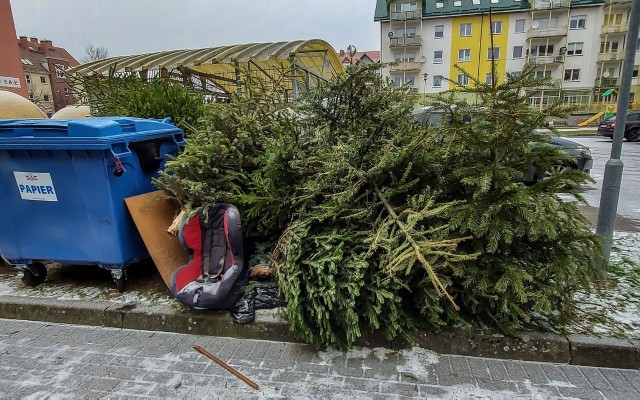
[230,283,282,324]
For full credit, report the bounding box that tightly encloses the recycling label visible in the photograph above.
[13,172,58,201]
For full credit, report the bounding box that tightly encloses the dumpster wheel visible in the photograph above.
[111,270,127,293]
[115,277,126,293]
[22,263,47,287]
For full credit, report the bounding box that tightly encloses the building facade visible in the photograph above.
[374,0,640,113]
[0,0,28,98]
[18,37,80,116]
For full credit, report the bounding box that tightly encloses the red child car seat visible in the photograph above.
[169,204,247,310]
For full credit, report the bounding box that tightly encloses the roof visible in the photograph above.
[17,39,80,70]
[374,0,604,21]
[71,40,345,95]
[339,51,381,64]
[423,0,530,17]
[19,48,49,75]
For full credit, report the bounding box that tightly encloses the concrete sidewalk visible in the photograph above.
[3,319,639,399]
[0,290,637,370]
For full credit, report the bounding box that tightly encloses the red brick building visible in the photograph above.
[18,37,80,114]
[0,0,28,98]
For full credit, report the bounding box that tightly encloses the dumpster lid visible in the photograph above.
[0,117,184,150]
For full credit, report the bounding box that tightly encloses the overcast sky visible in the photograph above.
[10,0,381,62]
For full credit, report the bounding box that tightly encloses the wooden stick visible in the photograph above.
[192,344,259,390]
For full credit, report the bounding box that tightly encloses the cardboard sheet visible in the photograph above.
[125,190,189,286]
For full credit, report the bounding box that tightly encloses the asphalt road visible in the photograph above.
[563,136,640,225]
[1,319,639,399]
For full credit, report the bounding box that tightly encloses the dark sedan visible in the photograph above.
[597,111,640,142]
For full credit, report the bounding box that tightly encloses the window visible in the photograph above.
[394,2,418,11]
[533,18,558,30]
[485,73,493,84]
[40,76,46,83]
[433,75,443,87]
[509,71,522,79]
[513,46,523,58]
[570,15,587,29]
[604,13,622,25]
[564,69,580,81]
[394,27,417,37]
[55,65,65,79]
[472,0,480,4]
[436,1,444,8]
[25,74,31,84]
[64,87,70,96]
[515,19,526,33]
[491,21,502,34]
[566,42,583,56]
[21,58,33,65]
[531,44,554,56]
[460,23,472,37]
[563,96,577,104]
[529,97,550,106]
[633,65,638,78]
[600,41,619,53]
[394,52,416,62]
[637,37,640,51]
[43,95,50,102]
[434,25,444,38]
[393,76,416,86]
[28,93,34,101]
[454,0,462,6]
[534,70,552,79]
[487,47,500,60]
[457,74,469,86]
[433,50,443,63]
[458,49,471,62]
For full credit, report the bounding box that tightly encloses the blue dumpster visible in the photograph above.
[0,117,184,291]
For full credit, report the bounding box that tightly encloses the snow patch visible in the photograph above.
[372,347,393,362]
[546,380,576,388]
[397,346,439,380]
[316,349,343,365]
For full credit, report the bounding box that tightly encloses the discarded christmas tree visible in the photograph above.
[154,63,601,347]
[420,65,602,334]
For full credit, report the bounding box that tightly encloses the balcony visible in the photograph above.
[530,0,570,10]
[544,79,561,88]
[594,77,620,87]
[597,51,625,62]
[527,55,565,65]
[389,35,422,47]
[601,23,629,34]
[389,61,422,72]
[390,10,422,21]
[527,26,568,39]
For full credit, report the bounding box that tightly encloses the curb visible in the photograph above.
[0,295,637,369]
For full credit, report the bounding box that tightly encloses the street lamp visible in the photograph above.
[423,72,429,103]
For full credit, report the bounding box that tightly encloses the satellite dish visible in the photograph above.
[420,55,426,63]
[388,32,394,38]
[603,70,611,78]
[532,20,540,29]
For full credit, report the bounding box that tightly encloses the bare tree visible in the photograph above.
[83,44,109,62]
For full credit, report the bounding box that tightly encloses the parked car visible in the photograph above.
[597,111,640,142]
[412,108,593,181]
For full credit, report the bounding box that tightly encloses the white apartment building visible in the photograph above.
[374,0,640,113]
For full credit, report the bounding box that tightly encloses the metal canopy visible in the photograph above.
[70,40,345,97]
